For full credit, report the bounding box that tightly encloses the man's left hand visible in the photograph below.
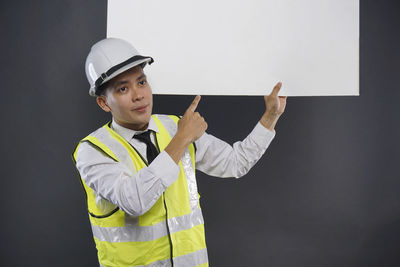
[260,82,287,131]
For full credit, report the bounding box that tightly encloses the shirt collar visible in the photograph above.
[111,116,159,141]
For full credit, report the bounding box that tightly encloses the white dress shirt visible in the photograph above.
[75,116,275,216]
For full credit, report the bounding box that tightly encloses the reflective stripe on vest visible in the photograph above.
[73,114,208,267]
[99,248,208,267]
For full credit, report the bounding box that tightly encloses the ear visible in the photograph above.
[96,95,111,112]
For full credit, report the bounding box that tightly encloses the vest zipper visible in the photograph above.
[129,132,175,265]
[163,192,174,266]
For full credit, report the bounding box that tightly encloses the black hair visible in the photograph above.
[96,82,109,97]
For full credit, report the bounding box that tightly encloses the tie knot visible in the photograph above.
[133,131,152,143]
[132,130,159,164]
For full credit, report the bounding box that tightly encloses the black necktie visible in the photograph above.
[132,131,159,164]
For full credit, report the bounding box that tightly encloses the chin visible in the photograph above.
[136,116,151,129]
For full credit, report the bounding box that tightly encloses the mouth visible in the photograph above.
[132,105,148,112]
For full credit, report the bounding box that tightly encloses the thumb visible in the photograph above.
[270,82,282,96]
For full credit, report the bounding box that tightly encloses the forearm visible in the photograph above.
[110,152,179,215]
[196,123,275,178]
[76,144,180,216]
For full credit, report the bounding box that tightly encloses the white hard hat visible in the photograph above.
[85,38,154,96]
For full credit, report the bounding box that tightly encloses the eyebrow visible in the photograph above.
[136,74,147,81]
[114,80,129,87]
[113,74,147,87]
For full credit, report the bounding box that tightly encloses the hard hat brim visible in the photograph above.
[89,56,154,97]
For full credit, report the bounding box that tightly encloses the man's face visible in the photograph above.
[97,65,153,131]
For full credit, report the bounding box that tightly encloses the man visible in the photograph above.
[73,38,287,267]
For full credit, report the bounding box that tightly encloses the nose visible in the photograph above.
[130,87,143,102]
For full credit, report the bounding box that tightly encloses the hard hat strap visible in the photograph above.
[94,55,154,90]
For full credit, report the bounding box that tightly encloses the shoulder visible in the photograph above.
[74,139,120,177]
[72,124,114,164]
[75,141,98,161]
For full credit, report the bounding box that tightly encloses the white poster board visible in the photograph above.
[107,0,359,96]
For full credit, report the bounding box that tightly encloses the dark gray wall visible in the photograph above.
[1,1,399,266]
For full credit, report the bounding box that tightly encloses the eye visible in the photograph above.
[139,79,147,86]
[118,86,128,93]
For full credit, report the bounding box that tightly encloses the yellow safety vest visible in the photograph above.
[72,115,208,267]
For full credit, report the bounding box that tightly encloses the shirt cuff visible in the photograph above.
[148,150,180,188]
[254,121,276,140]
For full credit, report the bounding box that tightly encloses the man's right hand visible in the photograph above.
[165,95,207,164]
[176,95,208,145]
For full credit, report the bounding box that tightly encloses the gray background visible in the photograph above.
[1,1,399,266]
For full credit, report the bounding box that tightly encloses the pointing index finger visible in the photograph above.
[188,95,201,112]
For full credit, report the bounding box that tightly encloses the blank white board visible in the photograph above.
[107,0,359,96]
